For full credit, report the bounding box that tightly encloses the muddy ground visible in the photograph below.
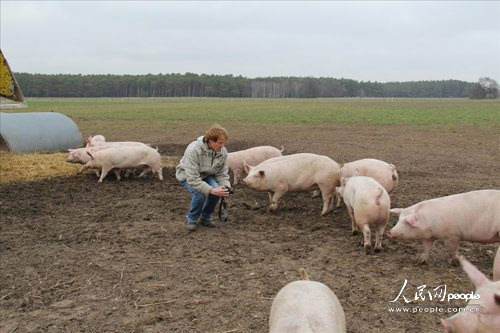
[1,124,499,333]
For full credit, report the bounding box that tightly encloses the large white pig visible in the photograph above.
[67,146,121,179]
[336,176,390,254]
[227,145,284,185]
[441,256,500,333]
[341,158,398,193]
[312,159,398,204]
[494,247,500,281]
[67,147,149,180]
[243,153,341,215]
[388,190,500,264]
[269,275,346,333]
[80,145,163,182]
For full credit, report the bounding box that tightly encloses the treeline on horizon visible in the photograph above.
[15,72,475,98]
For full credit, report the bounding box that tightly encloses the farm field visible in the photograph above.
[1,98,500,333]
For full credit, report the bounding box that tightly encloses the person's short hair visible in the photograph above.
[204,124,228,142]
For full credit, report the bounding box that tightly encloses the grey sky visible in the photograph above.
[1,1,499,82]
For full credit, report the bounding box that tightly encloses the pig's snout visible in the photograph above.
[386,229,394,239]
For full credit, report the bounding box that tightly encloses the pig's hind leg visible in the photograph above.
[113,169,121,181]
[98,166,112,183]
[318,184,335,216]
[374,224,386,252]
[347,205,359,235]
[362,224,372,254]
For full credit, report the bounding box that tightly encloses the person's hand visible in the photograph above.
[210,186,230,198]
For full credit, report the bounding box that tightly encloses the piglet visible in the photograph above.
[388,190,500,264]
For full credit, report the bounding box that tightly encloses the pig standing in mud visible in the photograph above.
[388,190,500,264]
[80,145,163,182]
[67,146,121,179]
[243,153,341,215]
[441,256,500,333]
[269,271,346,333]
[227,145,284,185]
[340,158,399,193]
[313,158,398,204]
[336,176,390,253]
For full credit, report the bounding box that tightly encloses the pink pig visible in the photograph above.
[243,153,340,215]
[269,279,346,333]
[388,190,500,264]
[80,145,163,182]
[336,176,390,253]
[441,256,500,333]
[340,158,399,193]
[227,145,284,185]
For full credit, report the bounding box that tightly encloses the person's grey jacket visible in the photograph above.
[176,136,231,195]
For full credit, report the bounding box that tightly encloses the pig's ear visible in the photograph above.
[440,319,453,333]
[390,208,403,215]
[243,161,253,174]
[459,255,489,289]
[258,170,265,177]
[494,293,500,306]
[405,215,419,228]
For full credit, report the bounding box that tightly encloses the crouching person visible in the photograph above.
[176,125,231,231]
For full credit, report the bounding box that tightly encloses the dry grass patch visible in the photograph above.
[0,151,79,184]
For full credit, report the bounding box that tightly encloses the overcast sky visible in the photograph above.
[1,1,499,82]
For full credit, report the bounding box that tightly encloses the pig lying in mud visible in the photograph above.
[336,176,390,254]
[243,153,341,215]
[441,256,500,333]
[80,145,163,182]
[227,145,284,185]
[388,190,500,264]
[269,271,346,333]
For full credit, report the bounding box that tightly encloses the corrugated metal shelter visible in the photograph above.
[0,112,83,153]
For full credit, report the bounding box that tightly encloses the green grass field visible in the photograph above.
[12,97,500,129]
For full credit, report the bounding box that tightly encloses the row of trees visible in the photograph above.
[14,72,496,98]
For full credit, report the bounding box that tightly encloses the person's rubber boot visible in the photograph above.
[186,223,197,231]
[199,219,216,228]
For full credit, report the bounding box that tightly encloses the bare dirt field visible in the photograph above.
[1,124,499,333]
